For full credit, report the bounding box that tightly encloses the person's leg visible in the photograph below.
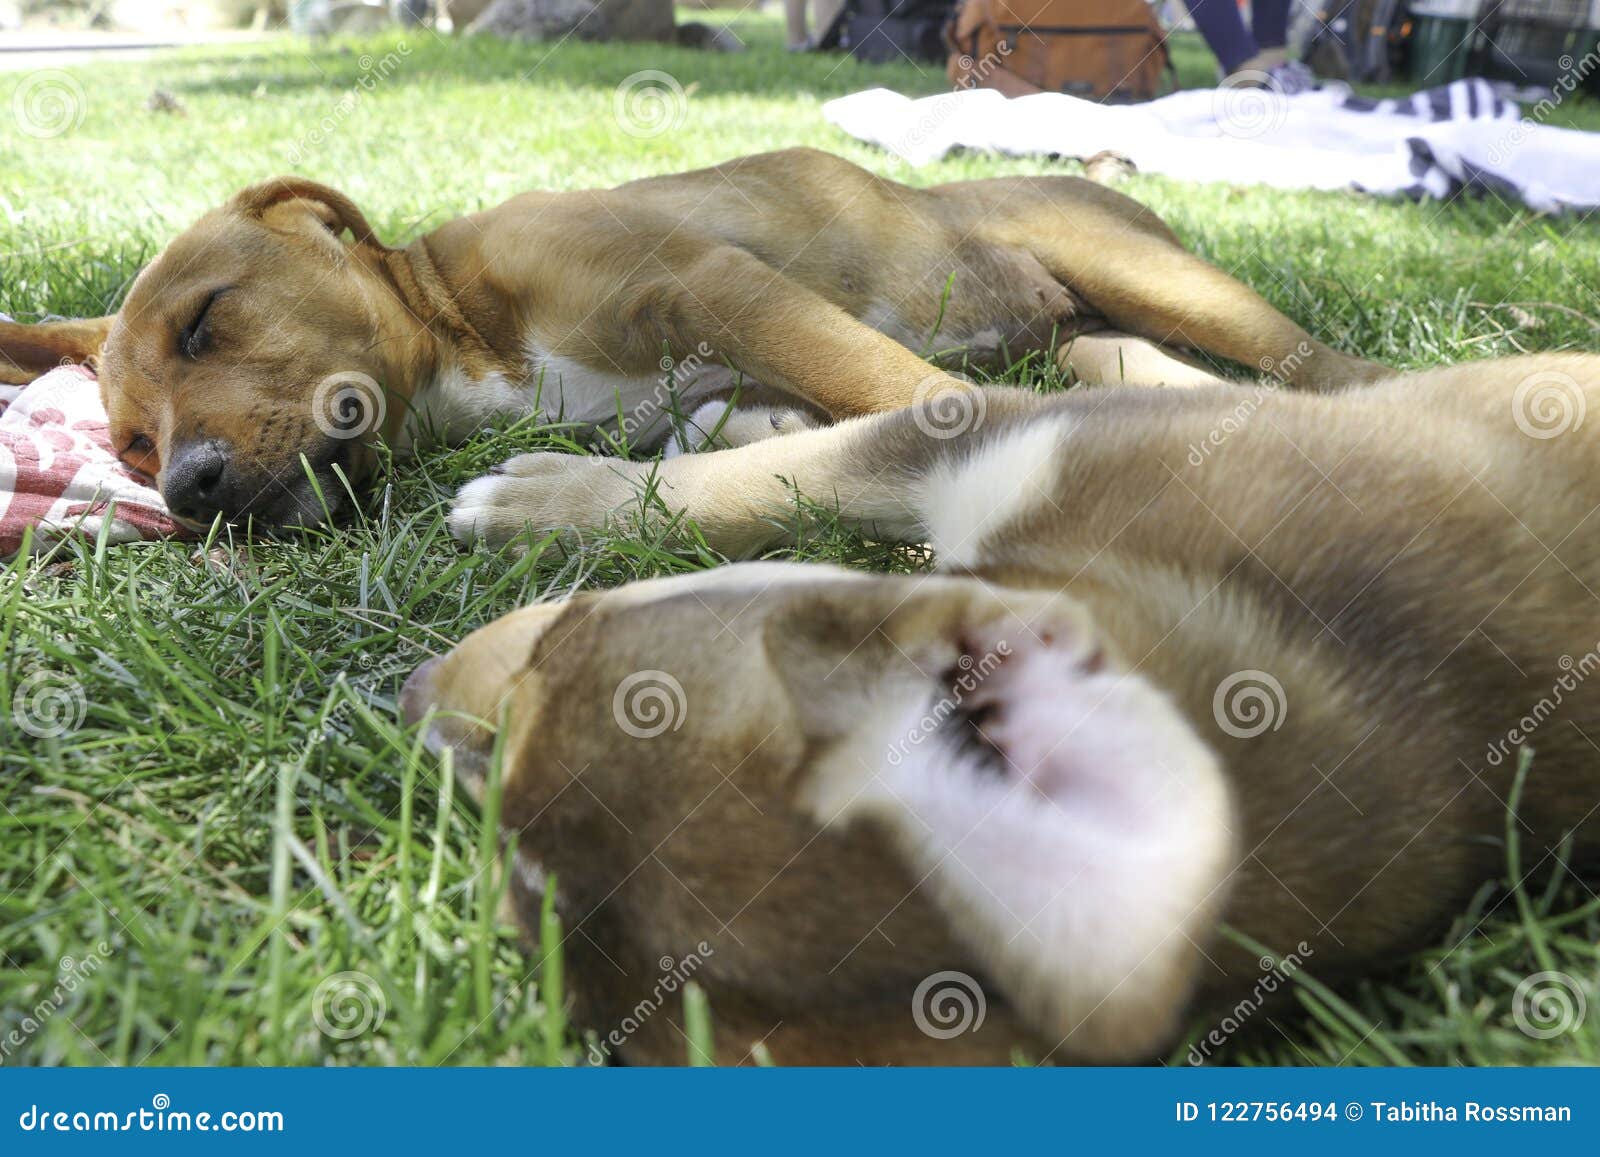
[812,0,846,42]
[1245,0,1318,91]
[784,0,809,50]
[1251,0,1290,50]
[1182,0,1259,74]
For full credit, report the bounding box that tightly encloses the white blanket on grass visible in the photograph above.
[823,79,1600,214]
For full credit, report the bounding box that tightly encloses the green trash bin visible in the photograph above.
[1410,1,1479,84]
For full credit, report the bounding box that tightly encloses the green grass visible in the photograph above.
[2,14,1600,1067]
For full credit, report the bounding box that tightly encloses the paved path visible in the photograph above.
[0,30,271,72]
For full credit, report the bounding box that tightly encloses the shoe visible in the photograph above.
[1225,51,1319,95]
[1266,59,1318,95]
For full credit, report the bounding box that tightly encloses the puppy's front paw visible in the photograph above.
[448,452,644,549]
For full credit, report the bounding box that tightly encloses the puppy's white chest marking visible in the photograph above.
[921,419,1072,569]
[400,338,731,451]
[399,363,528,450]
[524,339,732,441]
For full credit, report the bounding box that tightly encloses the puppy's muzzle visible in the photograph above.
[164,438,240,525]
[400,656,443,729]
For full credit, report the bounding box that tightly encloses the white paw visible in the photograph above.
[664,402,820,457]
[448,452,644,549]
[663,401,734,458]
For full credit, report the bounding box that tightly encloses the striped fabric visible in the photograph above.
[824,77,1600,213]
[0,320,189,557]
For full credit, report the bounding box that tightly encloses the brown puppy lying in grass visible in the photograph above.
[0,148,1382,533]
[406,355,1600,1065]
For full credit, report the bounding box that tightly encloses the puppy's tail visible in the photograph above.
[0,315,113,386]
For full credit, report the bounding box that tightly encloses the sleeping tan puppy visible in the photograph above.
[0,148,1383,531]
[405,354,1600,1064]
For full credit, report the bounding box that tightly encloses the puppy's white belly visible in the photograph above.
[862,301,1014,364]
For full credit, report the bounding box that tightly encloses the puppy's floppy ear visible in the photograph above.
[768,578,1239,1062]
[0,316,115,386]
[230,177,386,249]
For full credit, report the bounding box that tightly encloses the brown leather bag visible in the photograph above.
[946,0,1172,102]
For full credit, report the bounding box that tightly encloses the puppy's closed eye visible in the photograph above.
[179,288,228,360]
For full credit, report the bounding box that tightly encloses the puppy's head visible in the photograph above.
[98,180,410,530]
[402,563,1236,1065]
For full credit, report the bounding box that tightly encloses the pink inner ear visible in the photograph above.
[873,630,1236,1060]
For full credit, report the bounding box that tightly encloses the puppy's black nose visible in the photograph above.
[163,439,237,524]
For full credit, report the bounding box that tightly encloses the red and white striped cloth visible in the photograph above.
[0,356,189,558]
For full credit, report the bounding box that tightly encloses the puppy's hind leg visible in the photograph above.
[995,196,1386,392]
